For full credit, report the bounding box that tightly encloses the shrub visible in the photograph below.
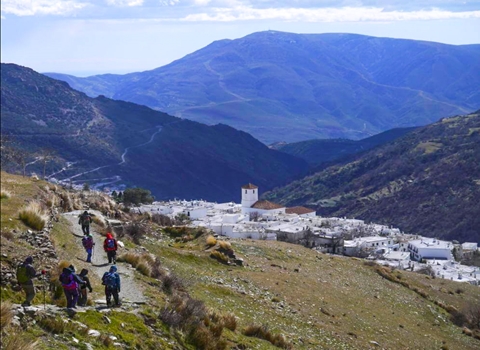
[222,313,237,331]
[117,252,141,268]
[161,273,185,294]
[1,189,12,199]
[38,316,72,334]
[92,215,106,228]
[206,235,217,247]
[18,201,48,231]
[218,241,232,251]
[1,301,13,329]
[123,222,145,244]
[210,251,229,265]
[151,214,172,226]
[136,261,152,277]
[243,324,292,349]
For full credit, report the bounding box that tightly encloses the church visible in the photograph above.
[240,183,315,217]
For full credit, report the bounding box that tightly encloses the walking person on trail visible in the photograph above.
[78,211,92,235]
[59,266,85,309]
[82,234,95,263]
[102,265,121,307]
[103,233,118,264]
[16,256,45,306]
[77,269,93,307]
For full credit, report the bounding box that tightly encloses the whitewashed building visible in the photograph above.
[408,238,453,261]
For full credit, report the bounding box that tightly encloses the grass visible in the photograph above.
[1,301,13,329]
[2,333,39,350]
[1,189,12,199]
[18,201,48,231]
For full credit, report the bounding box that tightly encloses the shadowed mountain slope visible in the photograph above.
[1,63,308,201]
[46,31,480,143]
[276,127,417,166]
[265,111,480,243]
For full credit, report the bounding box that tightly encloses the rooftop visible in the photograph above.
[251,200,284,210]
[242,183,258,189]
[286,206,315,215]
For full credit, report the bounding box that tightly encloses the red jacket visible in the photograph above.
[103,233,118,252]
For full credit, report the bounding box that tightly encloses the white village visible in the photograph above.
[132,184,480,286]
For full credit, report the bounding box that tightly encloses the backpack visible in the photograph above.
[82,236,93,249]
[106,238,115,250]
[102,272,117,288]
[81,215,91,225]
[60,272,77,291]
[16,265,29,284]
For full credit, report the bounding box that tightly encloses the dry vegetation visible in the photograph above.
[18,201,49,231]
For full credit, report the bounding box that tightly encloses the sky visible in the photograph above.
[1,0,480,76]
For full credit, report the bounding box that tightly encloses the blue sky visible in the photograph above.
[1,0,479,76]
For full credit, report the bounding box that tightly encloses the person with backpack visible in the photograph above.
[102,265,121,307]
[103,233,118,264]
[82,234,95,263]
[59,266,85,309]
[78,211,92,235]
[78,269,93,307]
[16,256,45,306]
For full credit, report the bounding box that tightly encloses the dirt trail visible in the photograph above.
[63,210,146,304]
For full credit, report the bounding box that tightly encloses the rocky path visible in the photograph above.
[62,210,146,305]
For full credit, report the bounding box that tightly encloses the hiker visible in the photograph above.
[78,269,93,307]
[78,211,92,235]
[16,256,45,306]
[82,233,95,263]
[59,266,85,309]
[103,233,118,264]
[102,265,121,307]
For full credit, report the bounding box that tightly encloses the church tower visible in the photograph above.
[241,183,258,208]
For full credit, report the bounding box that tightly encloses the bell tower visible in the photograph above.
[241,183,258,208]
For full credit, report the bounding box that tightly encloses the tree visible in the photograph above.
[37,148,56,179]
[123,187,154,206]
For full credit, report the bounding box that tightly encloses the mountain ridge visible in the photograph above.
[45,31,480,143]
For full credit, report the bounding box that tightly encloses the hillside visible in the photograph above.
[1,63,308,202]
[1,171,480,349]
[276,127,417,166]
[45,31,480,144]
[265,111,480,243]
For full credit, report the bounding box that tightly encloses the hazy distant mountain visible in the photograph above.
[275,127,417,166]
[1,63,308,201]
[265,111,480,243]
[46,31,479,144]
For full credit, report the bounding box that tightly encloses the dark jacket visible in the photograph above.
[79,269,92,292]
[18,262,38,285]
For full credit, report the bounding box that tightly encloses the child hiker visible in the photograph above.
[78,269,93,307]
[82,234,94,263]
[103,233,118,264]
[102,265,121,307]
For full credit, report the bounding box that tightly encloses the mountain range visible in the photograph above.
[1,63,308,202]
[265,111,480,243]
[46,31,480,144]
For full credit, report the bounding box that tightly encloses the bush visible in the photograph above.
[18,201,48,231]
[161,273,185,294]
[123,222,146,244]
[151,214,173,226]
[92,216,106,228]
[243,324,292,349]
[1,230,14,240]
[206,235,217,247]
[218,241,232,251]
[123,187,154,206]
[210,251,229,265]
[222,313,237,331]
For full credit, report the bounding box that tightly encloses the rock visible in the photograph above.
[88,329,101,337]
[103,315,111,324]
[84,343,94,350]
[369,341,380,346]
[109,336,118,341]
[72,337,79,344]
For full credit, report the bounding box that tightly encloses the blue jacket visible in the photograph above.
[102,271,121,290]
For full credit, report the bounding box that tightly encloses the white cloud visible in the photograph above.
[1,0,87,16]
[181,6,480,22]
[106,0,144,6]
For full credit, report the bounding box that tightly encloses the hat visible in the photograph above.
[69,264,76,272]
[25,256,33,264]
[84,211,88,215]
[80,268,88,276]
[109,265,117,272]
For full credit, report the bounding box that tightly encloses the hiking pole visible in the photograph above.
[42,270,47,310]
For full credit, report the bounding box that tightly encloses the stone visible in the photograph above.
[72,337,79,344]
[88,329,101,337]
[103,315,112,324]
[369,341,380,346]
